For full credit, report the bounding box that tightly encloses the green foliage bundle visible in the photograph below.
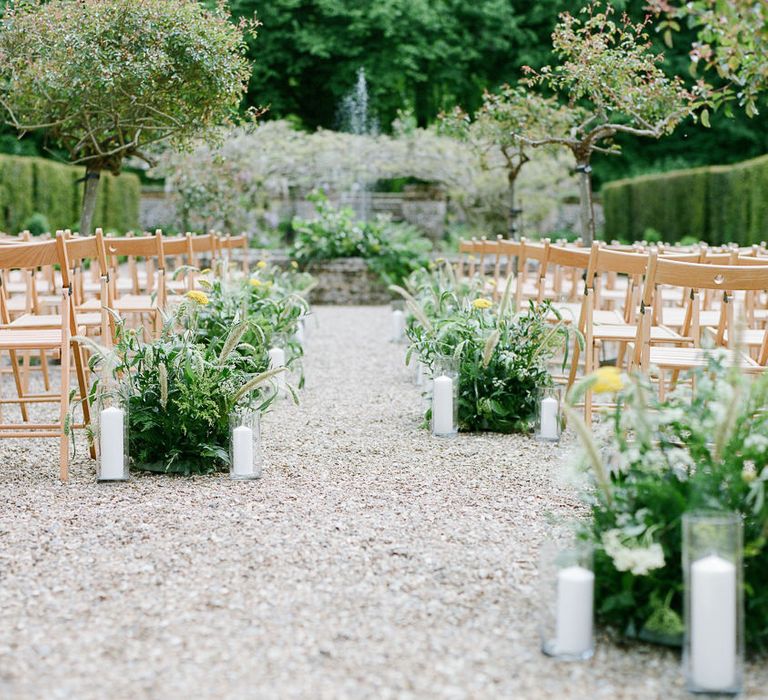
[602,153,768,245]
[290,192,431,287]
[567,354,768,651]
[84,297,284,476]
[395,265,578,433]
[194,262,312,384]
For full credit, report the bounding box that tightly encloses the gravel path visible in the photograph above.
[1,305,766,700]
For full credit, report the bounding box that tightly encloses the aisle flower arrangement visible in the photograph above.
[79,264,314,476]
[394,263,579,433]
[195,262,311,386]
[567,353,768,652]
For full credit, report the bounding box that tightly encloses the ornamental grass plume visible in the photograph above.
[185,290,209,305]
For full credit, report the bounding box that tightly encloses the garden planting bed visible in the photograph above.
[305,257,391,305]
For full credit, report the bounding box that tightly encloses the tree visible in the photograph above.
[440,85,571,236]
[227,0,534,129]
[649,0,768,117]
[0,0,255,235]
[509,2,697,244]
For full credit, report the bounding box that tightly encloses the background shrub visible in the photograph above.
[602,153,768,245]
[0,154,140,233]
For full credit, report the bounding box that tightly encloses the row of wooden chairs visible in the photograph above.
[458,237,768,423]
[0,229,253,481]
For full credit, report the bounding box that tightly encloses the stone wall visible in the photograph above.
[305,257,391,305]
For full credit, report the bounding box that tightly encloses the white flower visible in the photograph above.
[745,434,768,454]
[602,529,666,576]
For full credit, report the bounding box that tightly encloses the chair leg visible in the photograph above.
[72,343,96,461]
[8,350,30,422]
[40,350,51,391]
[59,351,71,483]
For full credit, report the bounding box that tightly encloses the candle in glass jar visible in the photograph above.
[432,375,454,435]
[392,309,405,341]
[691,554,737,691]
[99,406,125,480]
[268,346,287,394]
[416,361,424,386]
[232,425,254,476]
[554,565,594,656]
[540,396,560,440]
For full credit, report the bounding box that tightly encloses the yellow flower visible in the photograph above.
[591,366,624,394]
[200,268,211,275]
[290,261,299,269]
[472,298,493,310]
[257,260,267,269]
[488,279,497,287]
[249,278,262,287]
[185,290,209,306]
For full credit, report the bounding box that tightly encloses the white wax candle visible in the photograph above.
[392,309,405,341]
[691,554,737,691]
[268,346,287,394]
[232,425,254,476]
[555,565,594,656]
[540,396,560,440]
[99,406,125,480]
[432,375,454,435]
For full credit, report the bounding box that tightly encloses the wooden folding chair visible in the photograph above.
[0,233,98,480]
[514,238,550,310]
[80,230,166,338]
[218,233,250,278]
[632,252,766,394]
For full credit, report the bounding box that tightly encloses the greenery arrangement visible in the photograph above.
[194,262,312,387]
[394,264,578,432]
[82,294,284,476]
[290,192,431,287]
[0,0,255,234]
[566,354,768,652]
[603,153,768,245]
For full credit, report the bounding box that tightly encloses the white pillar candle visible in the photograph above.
[391,309,405,341]
[540,396,560,440]
[555,565,594,656]
[691,554,737,691]
[432,375,454,435]
[268,347,287,395]
[232,425,254,476]
[99,406,125,480]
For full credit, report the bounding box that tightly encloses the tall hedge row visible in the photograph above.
[0,154,140,233]
[602,153,768,245]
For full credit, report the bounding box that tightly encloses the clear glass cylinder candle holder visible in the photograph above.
[96,394,129,482]
[540,541,594,661]
[229,409,262,480]
[391,301,406,343]
[431,354,459,437]
[683,511,744,695]
[536,386,563,442]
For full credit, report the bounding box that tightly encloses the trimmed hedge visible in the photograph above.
[0,154,140,234]
[602,153,768,245]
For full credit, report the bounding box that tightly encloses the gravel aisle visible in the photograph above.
[1,305,766,700]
